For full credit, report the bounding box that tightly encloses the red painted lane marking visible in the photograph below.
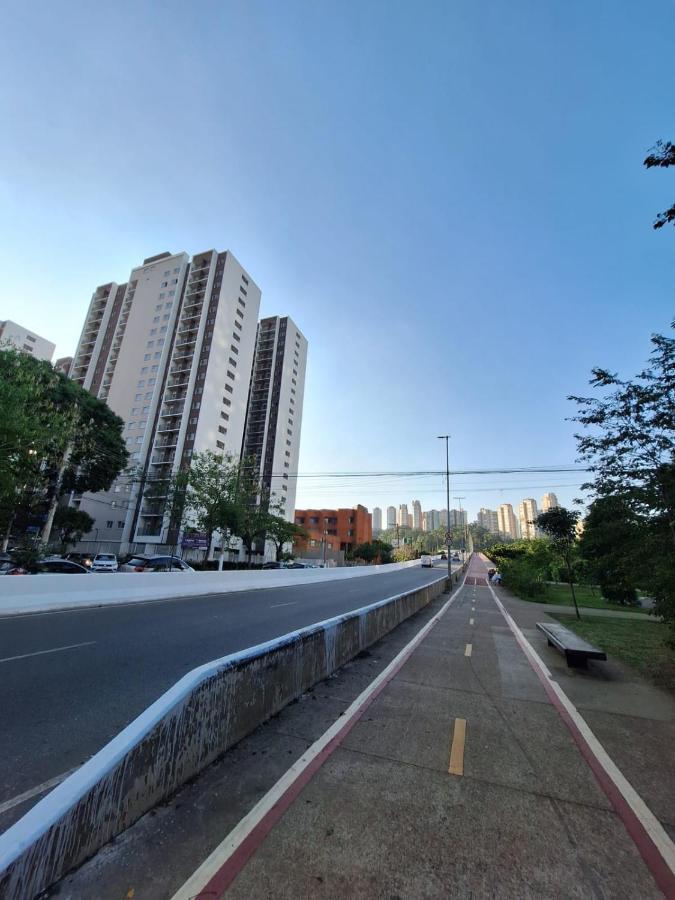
[192,581,465,899]
[491,590,675,898]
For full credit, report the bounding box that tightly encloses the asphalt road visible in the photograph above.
[0,562,453,830]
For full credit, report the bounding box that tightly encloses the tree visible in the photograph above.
[53,506,95,553]
[350,540,393,565]
[266,517,307,562]
[569,324,675,630]
[535,507,582,619]
[177,451,241,560]
[578,497,639,605]
[644,140,675,229]
[0,349,128,547]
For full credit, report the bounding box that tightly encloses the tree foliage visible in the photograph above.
[53,506,95,551]
[350,540,393,564]
[578,497,639,605]
[535,506,582,618]
[644,140,675,229]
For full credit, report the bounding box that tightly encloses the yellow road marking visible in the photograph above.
[448,718,467,775]
[469,618,474,625]
[465,643,472,657]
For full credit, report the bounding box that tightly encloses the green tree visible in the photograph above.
[53,506,95,553]
[569,323,675,629]
[535,507,582,619]
[180,451,241,560]
[578,497,639,605]
[266,517,307,562]
[351,540,393,564]
[644,140,675,229]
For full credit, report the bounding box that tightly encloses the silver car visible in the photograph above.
[91,553,119,572]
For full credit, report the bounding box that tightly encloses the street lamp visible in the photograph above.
[437,435,451,579]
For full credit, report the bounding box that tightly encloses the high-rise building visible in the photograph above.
[518,498,539,540]
[372,507,382,533]
[54,356,73,375]
[412,499,422,530]
[407,513,413,528]
[541,492,559,512]
[498,503,518,539]
[0,319,55,362]
[241,316,307,522]
[427,509,440,531]
[66,249,290,553]
[386,506,397,529]
[397,503,408,527]
[449,509,468,527]
[439,509,448,527]
[477,508,499,534]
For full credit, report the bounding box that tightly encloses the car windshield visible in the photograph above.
[97,555,115,561]
[126,557,148,567]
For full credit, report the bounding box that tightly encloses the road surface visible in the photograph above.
[0,562,453,830]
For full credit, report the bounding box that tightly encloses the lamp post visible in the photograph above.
[437,435,451,578]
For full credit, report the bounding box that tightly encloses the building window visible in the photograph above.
[227,371,235,380]
[150,328,157,336]
[153,316,160,324]
[106,520,113,528]
[236,309,244,319]
[161,282,167,288]
[141,367,148,374]
[239,286,247,296]
[131,407,139,415]
[287,429,292,436]
[137,380,145,387]
[238,297,246,308]
[285,450,290,457]
[230,345,239,355]
[135,393,142,401]
[232,331,240,342]
[228,357,237,367]
[242,274,249,285]
[144,354,151,361]
[216,440,225,449]
[234,320,242,331]
[225,384,233,393]
[154,352,161,359]
[156,303,163,310]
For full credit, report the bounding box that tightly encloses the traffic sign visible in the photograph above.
[445,531,452,543]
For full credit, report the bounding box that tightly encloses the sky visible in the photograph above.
[1,0,673,521]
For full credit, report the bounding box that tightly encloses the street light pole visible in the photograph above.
[437,435,451,579]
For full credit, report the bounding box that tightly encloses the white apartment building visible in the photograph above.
[386,506,396,529]
[397,504,409,527]
[372,507,382,532]
[541,492,559,512]
[241,315,307,523]
[477,507,499,534]
[518,498,539,540]
[412,499,422,530]
[0,319,55,362]
[68,249,265,551]
[498,503,518,539]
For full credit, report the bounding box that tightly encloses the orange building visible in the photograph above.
[294,505,372,556]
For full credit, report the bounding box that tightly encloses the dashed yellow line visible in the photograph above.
[465,643,472,657]
[448,718,467,775]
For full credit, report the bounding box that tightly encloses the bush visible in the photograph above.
[599,581,639,606]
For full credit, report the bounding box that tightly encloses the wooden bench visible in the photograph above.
[536,622,607,669]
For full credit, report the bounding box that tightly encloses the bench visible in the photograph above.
[536,621,607,669]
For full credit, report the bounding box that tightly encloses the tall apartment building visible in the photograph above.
[407,513,413,528]
[541,492,559,512]
[241,316,307,522]
[518,498,539,540]
[477,507,499,534]
[411,499,422,530]
[54,356,73,375]
[448,508,468,528]
[386,506,397,529]
[397,504,409,527]
[0,319,55,362]
[372,507,382,533]
[498,503,518,539]
[68,249,264,550]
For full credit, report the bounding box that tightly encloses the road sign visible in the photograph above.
[445,531,453,543]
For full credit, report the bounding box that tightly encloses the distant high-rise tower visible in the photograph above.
[386,506,397,528]
[372,507,382,533]
[477,508,499,534]
[498,504,518,539]
[412,499,422,530]
[541,492,559,512]
[407,513,413,528]
[397,503,408,527]
[518,498,539,540]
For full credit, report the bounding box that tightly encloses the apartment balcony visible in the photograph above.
[160,404,185,417]
[156,424,181,434]
[167,378,189,389]
[163,393,187,404]
[154,440,178,449]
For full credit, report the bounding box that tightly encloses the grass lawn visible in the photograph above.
[531,582,650,614]
[551,614,675,693]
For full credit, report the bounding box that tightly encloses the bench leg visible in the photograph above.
[566,651,588,669]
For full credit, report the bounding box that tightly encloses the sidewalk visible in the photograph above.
[55,559,675,899]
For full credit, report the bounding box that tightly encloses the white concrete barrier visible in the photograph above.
[0,558,442,617]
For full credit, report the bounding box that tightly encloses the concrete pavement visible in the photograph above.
[0,563,452,834]
[53,556,675,898]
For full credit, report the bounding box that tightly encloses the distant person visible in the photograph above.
[491,571,502,584]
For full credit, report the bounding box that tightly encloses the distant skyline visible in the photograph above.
[2,1,673,518]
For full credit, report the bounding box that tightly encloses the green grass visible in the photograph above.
[550,615,675,693]
[528,582,650,614]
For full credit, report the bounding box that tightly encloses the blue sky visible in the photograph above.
[1,0,673,520]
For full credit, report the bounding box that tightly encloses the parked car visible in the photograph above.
[118,555,195,573]
[285,562,309,569]
[420,554,433,568]
[262,561,283,569]
[37,559,90,574]
[440,552,447,560]
[91,553,118,573]
[65,551,93,568]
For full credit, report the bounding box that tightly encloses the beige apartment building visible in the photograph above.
[541,492,559,512]
[66,249,305,556]
[497,503,519,539]
[518,498,540,540]
[0,319,55,362]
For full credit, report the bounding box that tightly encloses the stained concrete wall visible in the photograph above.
[0,574,451,898]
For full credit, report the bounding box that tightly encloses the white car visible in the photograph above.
[91,553,119,572]
[420,554,433,568]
